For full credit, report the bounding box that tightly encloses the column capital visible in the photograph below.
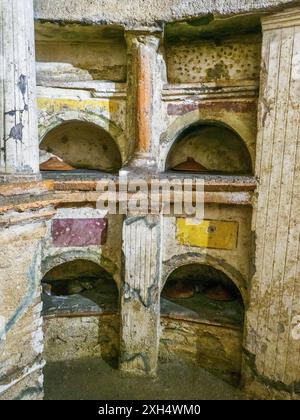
[262,7,300,31]
[125,30,162,50]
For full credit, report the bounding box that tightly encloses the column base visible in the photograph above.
[124,153,158,175]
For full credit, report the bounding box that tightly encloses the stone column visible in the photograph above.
[0,0,40,180]
[125,31,165,170]
[244,8,300,399]
[120,216,161,377]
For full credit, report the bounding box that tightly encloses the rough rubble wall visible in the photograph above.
[34,0,299,27]
[42,314,242,381]
[0,223,46,400]
[43,315,120,363]
[160,318,242,379]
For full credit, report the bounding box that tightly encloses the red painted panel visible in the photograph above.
[52,218,108,247]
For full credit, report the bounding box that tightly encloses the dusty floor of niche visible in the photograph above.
[44,358,248,400]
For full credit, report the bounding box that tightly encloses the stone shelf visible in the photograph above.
[160,294,244,329]
[42,281,118,318]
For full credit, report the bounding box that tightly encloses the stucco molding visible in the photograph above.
[262,6,300,30]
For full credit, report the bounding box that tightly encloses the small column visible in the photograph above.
[120,215,161,377]
[0,0,40,180]
[244,8,300,397]
[125,31,165,170]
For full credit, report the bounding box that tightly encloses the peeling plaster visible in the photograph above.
[0,361,45,396]
[0,242,41,342]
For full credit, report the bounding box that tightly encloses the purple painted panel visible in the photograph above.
[167,101,257,116]
[52,218,108,247]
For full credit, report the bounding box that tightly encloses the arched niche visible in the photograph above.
[161,263,244,327]
[39,120,122,173]
[161,253,248,303]
[159,108,256,173]
[165,121,253,175]
[41,258,119,316]
[160,258,246,381]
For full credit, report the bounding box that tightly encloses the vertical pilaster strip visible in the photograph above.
[245,8,300,396]
[0,0,39,176]
[125,32,164,166]
[120,215,161,376]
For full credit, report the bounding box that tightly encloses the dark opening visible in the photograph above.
[42,259,118,316]
[161,263,244,327]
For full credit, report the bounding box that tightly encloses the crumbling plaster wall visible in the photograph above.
[160,318,243,380]
[42,313,243,381]
[36,23,127,83]
[35,22,128,168]
[0,222,47,400]
[43,314,120,364]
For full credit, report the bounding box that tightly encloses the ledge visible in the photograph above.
[262,6,300,30]
[161,313,243,331]
[37,81,127,100]
[162,80,259,102]
[160,296,243,330]
[0,175,257,214]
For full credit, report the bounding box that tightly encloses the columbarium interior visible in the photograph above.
[0,0,300,400]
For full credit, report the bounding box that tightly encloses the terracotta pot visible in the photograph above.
[203,284,236,302]
[40,157,75,171]
[163,280,195,299]
[172,157,208,172]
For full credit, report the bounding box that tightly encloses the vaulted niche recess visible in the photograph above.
[160,263,244,380]
[40,121,122,173]
[35,22,127,83]
[161,263,244,326]
[42,259,118,316]
[166,122,252,175]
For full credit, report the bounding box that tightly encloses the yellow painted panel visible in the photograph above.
[177,219,238,250]
[37,98,119,114]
